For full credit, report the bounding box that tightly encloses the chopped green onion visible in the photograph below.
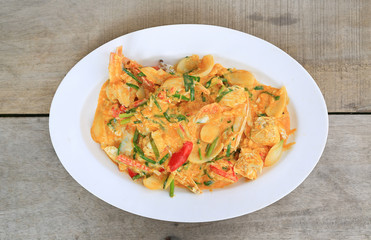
[137,72,146,77]
[204,180,214,186]
[215,89,233,102]
[169,179,175,197]
[214,155,224,161]
[140,155,156,164]
[120,118,131,125]
[181,95,190,101]
[133,143,144,155]
[206,136,219,158]
[153,97,162,112]
[258,113,267,117]
[119,112,135,118]
[254,86,264,90]
[201,93,206,102]
[159,153,170,165]
[126,83,139,90]
[195,181,201,185]
[175,114,188,122]
[222,166,229,171]
[122,67,142,84]
[262,91,280,101]
[183,74,196,101]
[177,128,184,139]
[163,175,168,189]
[149,134,160,159]
[205,79,212,88]
[226,143,231,157]
[134,120,142,124]
[204,169,213,179]
[163,111,172,122]
[244,87,253,99]
[227,120,231,123]
[198,148,202,160]
[133,129,139,143]
[154,114,165,118]
[132,174,142,180]
[222,78,230,87]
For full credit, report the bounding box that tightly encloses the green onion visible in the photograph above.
[198,147,202,160]
[205,79,212,88]
[163,111,172,122]
[195,181,201,185]
[163,175,168,189]
[120,118,131,125]
[137,72,146,77]
[140,155,156,164]
[126,83,139,90]
[159,153,170,165]
[133,120,142,124]
[201,92,206,102]
[133,143,144,155]
[227,120,231,123]
[226,143,231,157]
[181,95,190,101]
[214,155,224,161]
[222,166,229,171]
[183,74,195,101]
[254,86,264,90]
[215,89,233,102]
[190,85,195,101]
[175,114,188,122]
[222,78,230,87]
[258,113,267,117]
[204,180,214,186]
[169,179,175,197]
[177,128,184,139]
[204,169,213,179]
[132,174,142,180]
[153,97,162,112]
[149,134,160,159]
[262,91,280,101]
[122,67,142,84]
[206,136,219,158]
[244,87,253,99]
[119,112,135,118]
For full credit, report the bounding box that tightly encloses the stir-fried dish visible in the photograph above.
[91,46,295,196]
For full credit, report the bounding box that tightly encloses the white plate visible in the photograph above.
[49,24,328,222]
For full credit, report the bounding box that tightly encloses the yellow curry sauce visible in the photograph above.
[91,46,294,195]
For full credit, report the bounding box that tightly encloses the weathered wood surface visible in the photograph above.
[0,0,370,114]
[0,115,370,239]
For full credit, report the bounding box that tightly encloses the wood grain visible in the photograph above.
[0,0,370,114]
[0,115,370,239]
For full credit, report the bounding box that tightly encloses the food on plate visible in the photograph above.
[91,46,295,196]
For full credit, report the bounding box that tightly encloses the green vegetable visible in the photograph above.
[153,97,162,112]
[119,112,135,118]
[133,129,139,144]
[205,79,212,88]
[222,166,229,171]
[198,147,202,160]
[163,111,172,122]
[254,86,264,90]
[176,128,184,139]
[122,67,142,84]
[132,174,142,180]
[163,175,168,189]
[244,87,253,99]
[172,94,190,101]
[169,179,175,197]
[258,113,267,117]
[120,118,131,125]
[215,88,233,102]
[175,114,188,122]
[140,154,156,164]
[222,78,230,87]
[133,143,144,155]
[204,180,214,186]
[201,93,206,102]
[262,91,280,100]
[159,153,170,165]
[226,143,231,157]
[133,120,142,124]
[137,72,146,77]
[204,169,213,179]
[149,134,160,159]
[183,74,196,101]
[126,83,139,90]
[107,118,117,132]
[206,136,219,157]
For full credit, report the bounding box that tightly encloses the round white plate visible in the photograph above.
[49,24,328,222]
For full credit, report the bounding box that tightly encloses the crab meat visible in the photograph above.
[250,117,280,146]
[234,149,263,180]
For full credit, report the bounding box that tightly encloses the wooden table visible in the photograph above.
[1,1,370,239]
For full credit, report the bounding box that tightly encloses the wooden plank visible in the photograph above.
[0,0,370,114]
[0,115,370,239]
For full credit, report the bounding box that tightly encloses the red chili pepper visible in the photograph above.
[210,165,238,182]
[117,155,151,172]
[152,66,160,70]
[158,91,166,100]
[168,141,193,172]
[127,168,139,178]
